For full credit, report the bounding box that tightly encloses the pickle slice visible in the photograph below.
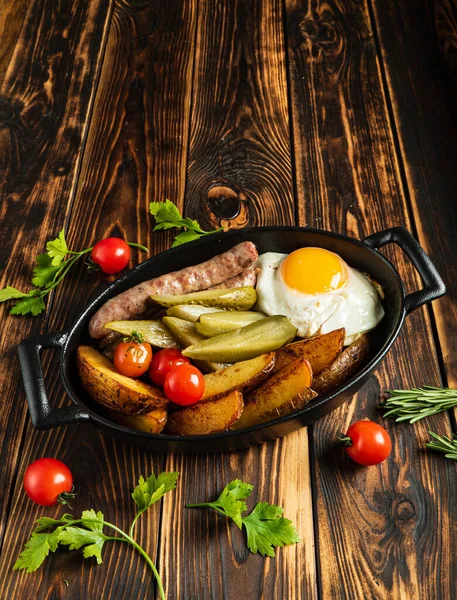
[166,304,223,323]
[105,320,179,349]
[182,316,297,363]
[195,311,266,337]
[162,316,227,373]
[151,286,257,310]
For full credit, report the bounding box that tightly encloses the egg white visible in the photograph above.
[255,251,385,344]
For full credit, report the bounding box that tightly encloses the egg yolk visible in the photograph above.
[280,247,348,294]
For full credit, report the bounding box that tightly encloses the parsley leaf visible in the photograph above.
[32,254,60,288]
[58,519,107,565]
[13,527,65,573]
[242,502,300,557]
[186,480,300,556]
[132,472,179,511]
[149,200,223,246]
[9,294,46,316]
[46,229,68,266]
[0,286,31,301]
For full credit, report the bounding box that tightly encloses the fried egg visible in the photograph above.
[255,247,384,344]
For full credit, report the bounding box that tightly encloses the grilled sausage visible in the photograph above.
[209,267,257,290]
[89,241,258,339]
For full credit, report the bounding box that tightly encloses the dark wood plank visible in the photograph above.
[0,0,29,85]
[369,0,457,391]
[0,0,113,550]
[285,0,457,598]
[0,0,198,597]
[157,1,318,598]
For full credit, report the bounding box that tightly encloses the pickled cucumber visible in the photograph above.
[166,304,223,323]
[195,311,266,337]
[151,286,257,310]
[182,316,297,363]
[162,316,227,372]
[105,320,179,349]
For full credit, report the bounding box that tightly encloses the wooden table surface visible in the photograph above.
[1,0,457,598]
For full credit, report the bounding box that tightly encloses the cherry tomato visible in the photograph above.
[149,348,191,387]
[342,421,392,466]
[114,340,153,377]
[24,458,73,506]
[91,238,131,274]
[163,363,205,406]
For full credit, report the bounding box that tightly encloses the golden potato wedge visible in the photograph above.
[232,359,316,429]
[273,328,345,375]
[201,352,276,401]
[164,391,244,436]
[312,333,370,395]
[77,346,167,415]
[106,407,168,434]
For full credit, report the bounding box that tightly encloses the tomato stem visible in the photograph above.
[338,434,353,447]
[127,242,149,252]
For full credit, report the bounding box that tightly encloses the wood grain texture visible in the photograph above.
[0,0,199,597]
[0,0,29,85]
[157,1,317,598]
[0,0,112,550]
[185,0,295,231]
[369,0,457,390]
[285,0,457,598]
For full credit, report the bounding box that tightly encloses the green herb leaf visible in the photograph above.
[172,230,203,247]
[381,386,457,423]
[13,527,65,573]
[32,254,60,288]
[426,431,457,461]
[33,514,74,532]
[46,230,68,266]
[242,502,300,557]
[58,526,107,565]
[186,479,300,556]
[132,472,179,511]
[149,200,223,247]
[10,294,45,316]
[0,286,31,302]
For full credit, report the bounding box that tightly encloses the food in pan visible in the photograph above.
[78,241,384,436]
[256,247,384,345]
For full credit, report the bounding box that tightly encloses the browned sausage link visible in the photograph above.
[208,267,257,290]
[89,241,258,338]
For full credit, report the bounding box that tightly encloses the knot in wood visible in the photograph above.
[205,183,249,230]
[395,499,416,522]
[0,96,15,124]
[298,16,337,50]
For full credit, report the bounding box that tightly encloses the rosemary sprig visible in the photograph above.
[426,432,457,461]
[380,386,457,423]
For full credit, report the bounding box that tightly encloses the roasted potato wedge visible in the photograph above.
[312,333,370,395]
[201,352,276,401]
[106,407,168,434]
[273,328,345,375]
[77,346,167,415]
[164,391,244,436]
[232,359,316,429]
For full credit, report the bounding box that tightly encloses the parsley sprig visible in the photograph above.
[14,472,179,600]
[150,200,223,247]
[0,230,147,317]
[186,479,300,557]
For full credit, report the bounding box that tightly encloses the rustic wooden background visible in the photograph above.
[1,0,457,598]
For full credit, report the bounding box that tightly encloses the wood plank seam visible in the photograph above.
[0,0,117,559]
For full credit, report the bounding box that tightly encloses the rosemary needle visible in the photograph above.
[380,386,457,423]
[426,432,457,461]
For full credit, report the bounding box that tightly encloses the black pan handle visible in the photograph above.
[363,227,446,314]
[18,331,91,430]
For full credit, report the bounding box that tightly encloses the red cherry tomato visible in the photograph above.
[343,421,392,466]
[114,340,153,377]
[149,348,191,387]
[91,238,131,274]
[163,363,205,406]
[23,458,73,506]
